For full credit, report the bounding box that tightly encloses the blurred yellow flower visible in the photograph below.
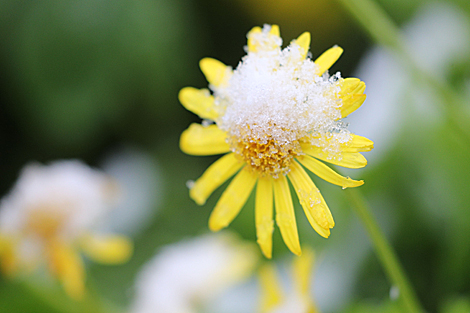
[180,25,372,258]
[0,161,133,300]
[259,248,319,313]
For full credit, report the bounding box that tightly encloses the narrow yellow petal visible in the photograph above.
[288,162,334,238]
[0,236,5,253]
[297,155,363,188]
[341,94,367,118]
[273,175,301,256]
[293,32,311,59]
[292,248,315,296]
[247,26,263,52]
[352,81,366,95]
[269,25,280,37]
[180,123,230,156]
[308,303,321,313]
[255,177,274,259]
[190,153,244,205]
[249,26,262,35]
[80,234,133,264]
[338,78,365,95]
[339,77,360,93]
[333,77,366,120]
[301,143,368,169]
[0,238,17,276]
[341,134,374,152]
[247,25,281,52]
[259,264,283,313]
[306,133,373,153]
[314,46,343,76]
[292,248,320,313]
[208,166,257,231]
[48,242,85,300]
[178,87,218,120]
[199,58,231,87]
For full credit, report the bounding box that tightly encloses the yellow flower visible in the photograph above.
[180,25,373,258]
[259,248,319,313]
[0,161,133,300]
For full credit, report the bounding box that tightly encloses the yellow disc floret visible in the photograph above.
[229,131,303,178]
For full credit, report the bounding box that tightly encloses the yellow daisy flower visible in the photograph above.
[179,25,373,258]
[0,161,133,300]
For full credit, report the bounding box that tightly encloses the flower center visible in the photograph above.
[229,133,302,178]
[26,206,66,239]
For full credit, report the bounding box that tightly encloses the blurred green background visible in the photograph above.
[0,0,470,312]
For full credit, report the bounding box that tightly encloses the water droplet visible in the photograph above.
[186,180,195,189]
[201,119,213,127]
[389,286,399,300]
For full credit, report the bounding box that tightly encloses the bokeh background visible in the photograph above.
[0,0,470,312]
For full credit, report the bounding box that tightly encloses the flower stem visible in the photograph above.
[335,0,470,144]
[346,188,424,313]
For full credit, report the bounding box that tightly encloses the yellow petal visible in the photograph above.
[301,143,367,169]
[178,87,218,120]
[307,133,373,153]
[208,166,257,231]
[247,25,281,52]
[314,46,343,76]
[255,177,274,259]
[247,26,262,52]
[339,77,360,92]
[259,264,283,313]
[341,94,367,118]
[48,242,85,300]
[337,79,366,119]
[292,248,320,313]
[199,58,231,87]
[287,162,333,238]
[0,236,5,253]
[297,155,363,188]
[273,175,301,256]
[269,25,280,37]
[351,81,366,95]
[293,32,311,60]
[180,123,230,156]
[341,134,374,152]
[0,237,17,276]
[338,77,365,96]
[308,303,321,313]
[292,248,315,296]
[190,153,244,205]
[80,234,133,264]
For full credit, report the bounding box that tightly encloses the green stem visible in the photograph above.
[346,188,424,313]
[335,0,470,144]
